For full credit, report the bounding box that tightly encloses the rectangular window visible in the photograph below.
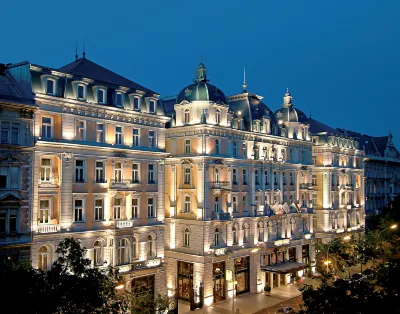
[98,89,105,104]
[74,199,84,222]
[290,172,294,185]
[132,198,139,218]
[96,123,104,143]
[132,163,140,183]
[214,196,219,212]
[184,196,191,213]
[147,198,155,217]
[312,175,317,186]
[77,85,85,100]
[184,168,191,184]
[215,139,220,154]
[133,97,140,110]
[0,122,19,145]
[95,161,105,183]
[255,170,259,185]
[184,139,191,154]
[265,170,269,185]
[94,199,104,221]
[114,162,122,182]
[148,164,155,183]
[76,120,85,141]
[39,199,50,224]
[233,142,237,156]
[116,93,123,107]
[0,209,18,233]
[149,100,155,113]
[115,126,123,145]
[40,159,52,182]
[114,199,122,220]
[148,130,155,148]
[243,142,247,157]
[242,169,247,185]
[274,172,277,185]
[232,196,238,212]
[232,169,237,185]
[312,193,318,206]
[41,117,52,139]
[75,160,85,183]
[132,128,139,147]
[46,79,55,95]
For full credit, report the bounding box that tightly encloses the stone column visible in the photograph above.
[157,160,165,221]
[60,152,73,228]
[197,163,205,219]
[250,251,260,293]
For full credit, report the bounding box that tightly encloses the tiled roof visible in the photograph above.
[308,118,342,135]
[58,58,157,95]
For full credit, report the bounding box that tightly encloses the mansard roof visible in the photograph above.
[0,64,35,104]
[308,118,343,136]
[57,57,157,95]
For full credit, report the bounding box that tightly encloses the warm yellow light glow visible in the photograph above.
[324,260,331,265]
[343,235,351,240]
[390,224,397,229]
[115,284,124,290]
[251,247,260,253]
[237,111,242,115]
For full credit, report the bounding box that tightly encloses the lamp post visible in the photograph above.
[377,224,397,264]
[325,235,351,273]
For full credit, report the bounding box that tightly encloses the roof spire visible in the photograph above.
[283,88,293,107]
[309,109,312,119]
[82,40,86,59]
[242,66,247,92]
[75,42,78,60]
[195,58,208,82]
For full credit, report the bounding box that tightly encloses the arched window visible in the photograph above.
[147,235,155,257]
[38,246,49,271]
[216,109,221,124]
[93,240,103,266]
[133,237,138,259]
[214,228,220,246]
[184,109,190,124]
[232,225,238,244]
[258,221,264,242]
[184,228,190,247]
[242,224,249,243]
[184,196,191,213]
[214,168,220,182]
[118,238,129,265]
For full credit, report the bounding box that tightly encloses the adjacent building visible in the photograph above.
[0,62,37,261]
[9,56,170,297]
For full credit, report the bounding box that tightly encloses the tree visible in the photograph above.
[131,292,176,314]
[297,258,400,314]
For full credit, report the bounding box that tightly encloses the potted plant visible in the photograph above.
[264,284,271,296]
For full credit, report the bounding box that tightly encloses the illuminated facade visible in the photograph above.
[0,63,36,261]
[10,56,169,295]
[162,63,316,306]
[307,119,365,242]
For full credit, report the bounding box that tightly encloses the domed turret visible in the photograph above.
[274,89,308,124]
[176,61,227,104]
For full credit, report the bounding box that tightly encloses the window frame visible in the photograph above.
[94,198,104,221]
[0,121,20,145]
[39,198,51,225]
[148,164,156,184]
[73,198,85,222]
[96,123,104,143]
[76,84,86,101]
[184,228,190,247]
[41,116,53,139]
[148,130,156,148]
[46,78,56,95]
[132,198,140,219]
[184,195,191,213]
[74,159,86,183]
[132,128,140,147]
[75,120,86,141]
[147,197,155,218]
[184,139,191,154]
[115,125,123,145]
[95,160,105,183]
[0,208,18,234]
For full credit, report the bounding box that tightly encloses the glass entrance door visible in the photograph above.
[178,261,194,301]
[213,262,226,302]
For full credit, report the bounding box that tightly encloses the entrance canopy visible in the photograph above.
[261,262,307,274]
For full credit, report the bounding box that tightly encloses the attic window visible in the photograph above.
[46,79,55,95]
[98,89,105,104]
[115,93,123,107]
[149,100,155,113]
[133,97,140,110]
[77,84,85,100]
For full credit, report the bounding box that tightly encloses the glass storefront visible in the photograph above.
[213,262,226,302]
[131,275,155,298]
[178,261,194,301]
[235,256,250,295]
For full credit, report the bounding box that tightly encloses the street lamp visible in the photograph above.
[378,224,397,239]
[325,235,351,273]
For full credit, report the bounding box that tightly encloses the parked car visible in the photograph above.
[275,306,296,314]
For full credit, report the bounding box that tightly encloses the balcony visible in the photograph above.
[212,211,232,221]
[115,220,134,229]
[117,257,162,273]
[300,183,314,190]
[211,181,231,190]
[109,179,141,190]
[37,224,60,234]
[38,178,59,188]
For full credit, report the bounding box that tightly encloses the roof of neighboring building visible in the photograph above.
[0,65,35,104]
[57,58,157,95]
[308,117,343,135]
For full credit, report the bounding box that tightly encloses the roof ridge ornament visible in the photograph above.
[242,66,247,92]
[194,58,209,82]
[283,88,293,107]
[82,40,86,59]
[75,42,78,60]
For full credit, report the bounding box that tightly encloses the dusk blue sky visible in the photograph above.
[3,0,399,146]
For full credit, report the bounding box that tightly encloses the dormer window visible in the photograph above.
[115,93,123,107]
[77,85,85,100]
[46,79,56,95]
[149,100,156,113]
[97,89,105,104]
[184,109,190,124]
[133,97,140,110]
[216,109,221,124]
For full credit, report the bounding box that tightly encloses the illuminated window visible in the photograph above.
[114,162,122,183]
[132,128,139,146]
[184,196,191,213]
[115,126,123,145]
[147,198,155,217]
[132,198,139,218]
[114,198,122,220]
[184,109,190,124]
[39,246,49,271]
[40,158,52,183]
[41,117,52,139]
[184,228,190,247]
[93,241,103,266]
[94,199,104,221]
[96,123,104,143]
[39,199,50,224]
[118,238,129,265]
[74,199,84,222]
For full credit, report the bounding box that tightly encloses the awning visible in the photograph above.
[261,262,307,274]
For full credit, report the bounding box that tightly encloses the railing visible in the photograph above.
[212,211,232,220]
[37,224,60,233]
[109,180,141,189]
[300,183,314,190]
[39,178,59,187]
[211,181,231,190]
[117,257,162,273]
[115,220,134,228]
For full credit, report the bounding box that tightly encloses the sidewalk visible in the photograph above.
[178,283,304,314]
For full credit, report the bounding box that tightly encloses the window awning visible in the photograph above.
[261,262,307,274]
